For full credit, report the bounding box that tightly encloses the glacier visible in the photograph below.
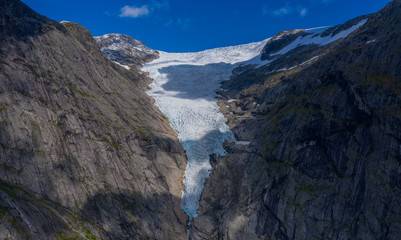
[142,39,268,221]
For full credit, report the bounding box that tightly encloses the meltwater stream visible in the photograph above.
[142,39,268,221]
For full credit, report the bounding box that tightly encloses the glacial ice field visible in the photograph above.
[142,39,269,220]
[141,19,366,221]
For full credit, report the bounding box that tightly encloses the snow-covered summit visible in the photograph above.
[94,33,159,67]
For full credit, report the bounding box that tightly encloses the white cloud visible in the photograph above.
[298,7,308,17]
[177,18,190,30]
[272,4,293,16]
[152,0,170,10]
[119,1,169,18]
[164,19,173,27]
[163,18,190,30]
[264,3,308,17]
[311,0,334,5]
[119,5,149,18]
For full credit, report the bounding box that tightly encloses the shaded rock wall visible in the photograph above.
[0,0,187,239]
[192,1,401,239]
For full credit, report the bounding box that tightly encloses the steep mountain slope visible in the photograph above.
[192,1,401,239]
[0,0,187,239]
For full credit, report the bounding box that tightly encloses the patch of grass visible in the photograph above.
[0,104,9,112]
[9,148,26,152]
[66,85,95,98]
[62,22,75,31]
[359,73,401,92]
[57,233,78,240]
[132,127,146,138]
[0,163,22,174]
[1,119,10,125]
[0,181,26,199]
[264,66,303,88]
[53,123,64,131]
[84,228,98,240]
[124,113,141,124]
[85,137,107,143]
[86,136,121,149]
[299,184,331,193]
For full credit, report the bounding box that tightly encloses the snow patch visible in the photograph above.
[271,19,367,56]
[281,55,320,72]
[113,61,130,70]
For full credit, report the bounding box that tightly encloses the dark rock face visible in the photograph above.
[0,0,187,239]
[192,1,401,239]
[95,33,159,67]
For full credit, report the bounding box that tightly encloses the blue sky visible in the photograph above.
[23,0,391,52]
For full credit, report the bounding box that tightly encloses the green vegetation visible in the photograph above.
[0,104,9,112]
[1,119,10,125]
[57,233,78,240]
[124,113,141,124]
[264,67,302,88]
[53,123,64,131]
[362,73,399,88]
[86,136,121,149]
[0,163,22,174]
[353,65,401,92]
[132,127,146,138]
[66,85,95,98]
[85,137,108,143]
[84,228,98,240]
[298,184,331,194]
[298,184,332,199]
[62,22,75,31]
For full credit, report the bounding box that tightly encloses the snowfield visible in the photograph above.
[270,19,367,57]
[141,19,366,221]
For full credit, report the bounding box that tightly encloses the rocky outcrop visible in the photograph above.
[0,0,187,239]
[95,33,159,67]
[192,1,401,239]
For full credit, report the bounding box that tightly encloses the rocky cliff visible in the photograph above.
[192,0,401,239]
[0,0,187,239]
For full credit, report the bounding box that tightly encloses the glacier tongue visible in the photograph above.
[142,39,268,220]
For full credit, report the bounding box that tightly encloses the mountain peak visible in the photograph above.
[94,33,159,67]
